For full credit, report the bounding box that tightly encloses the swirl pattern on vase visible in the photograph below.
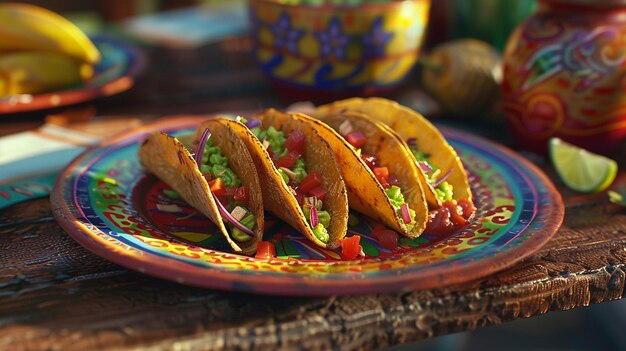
[503,3,626,155]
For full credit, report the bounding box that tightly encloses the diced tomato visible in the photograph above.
[274,151,299,169]
[297,172,322,193]
[373,167,390,189]
[345,131,367,149]
[360,153,378,168]
[290,149,304,159]
[255,241,276,259]
[371,224,399,250]
[223,187,237,197]
[308,186,327,201]
[208,178,225,196]
[341,235,362,260]
[202,173,212,182]
[458,198,476,219]
[285,129,305,154]
[372,167,389,178]
[233,186,249,203]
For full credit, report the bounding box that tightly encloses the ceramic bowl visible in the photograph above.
[248,0,431,101]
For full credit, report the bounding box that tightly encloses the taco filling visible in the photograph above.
[139,123,263,256]
[338,120,417,230]
[405,138,476,235]
[407,140,454,203]
[247,118,331,243]
[197,132,255,242]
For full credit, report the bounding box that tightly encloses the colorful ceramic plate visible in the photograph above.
[0,36,145,114]
[51,117,564,296]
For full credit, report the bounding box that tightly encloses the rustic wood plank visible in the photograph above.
[1,190,625,350]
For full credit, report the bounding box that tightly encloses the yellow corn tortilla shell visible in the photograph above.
[232,108,348,249]
[295,112,427,238]
[138,120,263,256]
[314,97,472,208]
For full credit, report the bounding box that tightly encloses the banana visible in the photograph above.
[0,51,93,96]
[0,3,100,64]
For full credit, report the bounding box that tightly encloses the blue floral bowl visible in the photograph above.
[248,0,431,101]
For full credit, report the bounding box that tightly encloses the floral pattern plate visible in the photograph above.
[0,36,145,114]
[51,116,564,296]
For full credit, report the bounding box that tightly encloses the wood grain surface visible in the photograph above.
[2,36,626,351]
[1,180,625,350]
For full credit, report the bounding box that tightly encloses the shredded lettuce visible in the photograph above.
[435,181,454,202]
[317,211,330,228]
[312,224,329,243]
[265,126,286,156]
[250,126,263,139]
[302,201,330,242]
[385,185,416,229]
[293,158,308,183]
[209,153,227,167]
[201,139,241,187]
[385,185,405,208]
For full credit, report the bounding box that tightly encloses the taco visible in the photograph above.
[233,109,349,249]
[314,97,472,208]
[138,117,264,256]
[293,112,428,238]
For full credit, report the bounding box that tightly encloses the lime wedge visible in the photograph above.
[549,138,618,192]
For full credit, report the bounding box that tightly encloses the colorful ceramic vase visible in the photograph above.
[502,0,626,155]
[248,0,431,101]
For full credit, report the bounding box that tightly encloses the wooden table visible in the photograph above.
[2,37,625,351]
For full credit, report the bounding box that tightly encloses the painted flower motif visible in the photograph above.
[315,17,350,60]
[270,12,304,55]
[363,17,393,58]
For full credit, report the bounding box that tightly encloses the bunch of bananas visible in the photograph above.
[0,3,100,96]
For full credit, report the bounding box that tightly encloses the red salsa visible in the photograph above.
[425,198,476,235]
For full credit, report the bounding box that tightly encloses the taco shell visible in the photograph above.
[295,112,428,238]
[231,108,349,249]
[138,118,264,256]
[314,97,472,207]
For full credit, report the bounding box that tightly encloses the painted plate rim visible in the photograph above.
[51,116,564,296]
[0,35,146,114]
